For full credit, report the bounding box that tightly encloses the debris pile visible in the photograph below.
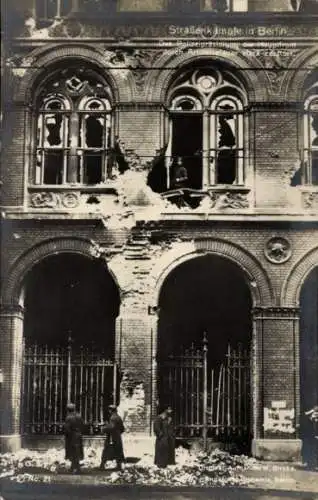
[0,446,257,486]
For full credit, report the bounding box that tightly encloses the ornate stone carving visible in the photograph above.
[129,49,165,91]
[209,191,250,210]
[252,306,299,318]
[61,192,80,208]
[264,237,292,264]
[5,54,35,78]
[302,191,318,209]
[30,191,81,209]
[95,48,165,91]
[30,192,59,208]
[244,48,302,94]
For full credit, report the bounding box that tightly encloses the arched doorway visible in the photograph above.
[157,254,252,452]
[299,267,318,467]
[22,253,120,436]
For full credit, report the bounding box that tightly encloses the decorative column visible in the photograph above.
[0,304,24,452]
[251,306,301,461]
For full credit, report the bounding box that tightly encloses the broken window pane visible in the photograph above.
[44,114,63,147]
[36,69,112,186]
[217,115,236,148]
[215,109,237,184]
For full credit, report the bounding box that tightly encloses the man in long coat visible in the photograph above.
[100,404,125,471]
[64,403,84,474]
[154,406,176,468]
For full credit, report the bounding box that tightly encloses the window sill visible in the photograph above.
[206,185,250,193]
[299,185,318,192]
[28,184,117,195]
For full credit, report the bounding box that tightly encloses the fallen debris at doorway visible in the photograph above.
[0,446,257,486]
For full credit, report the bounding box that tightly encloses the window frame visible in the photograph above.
[33,70,114,188]
[303,93,318,186]
[166,67,248,190]
[35,0,249,20]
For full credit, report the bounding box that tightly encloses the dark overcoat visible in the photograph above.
[102,412,125,463]
[64,412,84,462]
[154,415,175,468]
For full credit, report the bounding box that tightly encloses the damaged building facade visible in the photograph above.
[1,0,318,463]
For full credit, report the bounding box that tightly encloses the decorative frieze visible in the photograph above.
[30,191,81,209]
[252,306,299,319]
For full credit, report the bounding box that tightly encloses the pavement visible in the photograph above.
[1,482,318,500]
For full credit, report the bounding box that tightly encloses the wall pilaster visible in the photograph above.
[251,306,302,461]
[0,304,24,452]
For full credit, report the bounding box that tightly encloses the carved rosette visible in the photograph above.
[30,192,59,208]
[61,192,80,208]
[30,191,80,209]
[264,237,292,264]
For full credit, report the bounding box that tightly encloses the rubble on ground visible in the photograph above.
[0,446,257,486]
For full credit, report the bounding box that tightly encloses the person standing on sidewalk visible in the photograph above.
[305,405,318,469]
[154,406,176,468]
[64,403,84,474]
[100,404,125,471]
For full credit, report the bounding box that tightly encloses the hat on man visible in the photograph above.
[166,406,173,414]
[67,403,76,412]
[108,404,117,411]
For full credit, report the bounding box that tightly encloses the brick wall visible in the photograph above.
[254,109,300,208]
[118,109,161,161]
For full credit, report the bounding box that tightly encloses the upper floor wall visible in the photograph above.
[1,39,318,220]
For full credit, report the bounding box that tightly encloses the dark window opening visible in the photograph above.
[43,151,64,184]
[171,114,203,190]
[299,267,318,468]
[147,147,168,194]
[216,149,237,184]
[312,151,318,185]
[83,115,104,184]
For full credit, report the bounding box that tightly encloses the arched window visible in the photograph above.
[303,82,318,185]
[35,67,113,186]
[166,66,247,190]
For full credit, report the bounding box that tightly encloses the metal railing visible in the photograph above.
[22,339,117,435]
[160,336,250,447]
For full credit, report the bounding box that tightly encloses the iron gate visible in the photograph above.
[22,340,118,435]
[159,336,251,442]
